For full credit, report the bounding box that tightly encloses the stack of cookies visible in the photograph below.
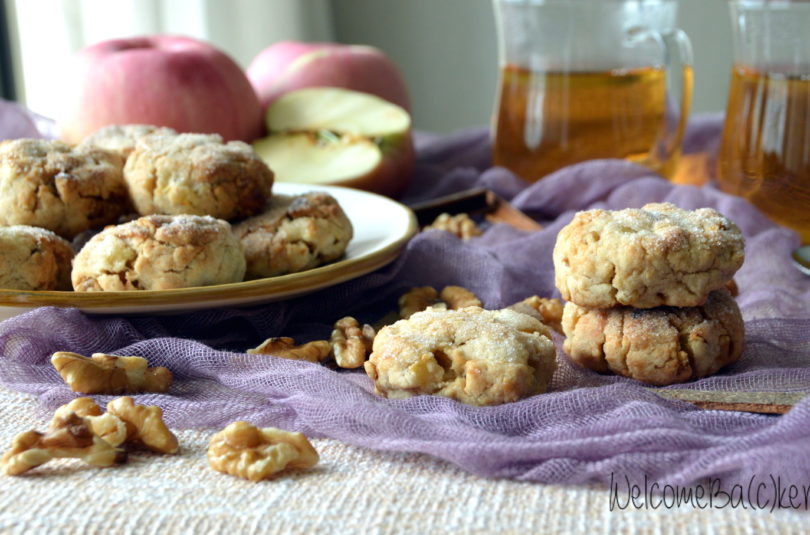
[552,202,746,386]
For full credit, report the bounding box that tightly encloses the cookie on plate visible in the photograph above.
[553,203,745,309]
[79,124,178,160]
[0,138,129,239]
[364,306,557,406]
[561,289,744,385]
[234,192,353,279]
[124,133,274,220]
[0,225,74,291]
[72,214,245,291]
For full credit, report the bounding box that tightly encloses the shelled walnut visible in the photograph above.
[398,285,483,319]
[508,296,564,333]
[51,352,172,394]
[330,317,375,369]
[107,396,179,454]
[1,412,126,476]
[440,285,483,310]
[247,337,331,363]
[51,397,128,448]
[398,286,447,319]
[207,421,319,482]
[423,212,482,240]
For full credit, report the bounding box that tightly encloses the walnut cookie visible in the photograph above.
[234,192,353,279]
[561,289,744,386]
[0,225,74,290]
[71,214,245,291]
[364,306,557,406]
[124,132,273,220]
[0,138,129,239]
[553,202,745,309]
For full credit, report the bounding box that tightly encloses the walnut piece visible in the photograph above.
[440,285,483,310]
[207,421,319,482]
[509,296,564,333]
[726,278,739,297]
[247,337,331,363]
[1,412,125,476]
[398,286,447,319]
[330,317,376,369]
[52,397,128,448]
[51,351,172,394]
[107,396,179,454]
[399,285,482,319]
[424,212,482,240]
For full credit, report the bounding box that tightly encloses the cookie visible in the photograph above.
[553,203,744,308]
[364,306,557,406]
[0,138,129,239]
[561,289,744,385]
[123,133,274,220]
[0,225,74,290]
[80,124,178,160]
[72,214,246,291]
[234,192,353,279]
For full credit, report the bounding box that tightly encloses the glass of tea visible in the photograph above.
[491,0,693,182]
[717,0,810,244]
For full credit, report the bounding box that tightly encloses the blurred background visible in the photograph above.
[2,0,731,134]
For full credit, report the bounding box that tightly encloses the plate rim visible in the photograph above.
[0,183,417,312]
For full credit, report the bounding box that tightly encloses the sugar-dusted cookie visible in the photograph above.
[364,306,557,406]
[0,225,74,290]
[553,203,745,309]
[124,133,273,220]
[234,192,353,279]
[72,214,245,291]
[562,289,744,385]
[0,138,128,239]
[79,124,178,160]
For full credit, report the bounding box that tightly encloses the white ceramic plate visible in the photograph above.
[0,183,417,320]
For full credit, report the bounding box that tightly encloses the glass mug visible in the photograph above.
[717,0,810,244]
[491,0,693,182]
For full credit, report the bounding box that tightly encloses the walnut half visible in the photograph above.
[107,396,179,454]
[52,397,128,448]
[330,317,375,369]
[208,421,319,482]
[51,352,172,395]
[247,337,331,363]
[1,412,126,476]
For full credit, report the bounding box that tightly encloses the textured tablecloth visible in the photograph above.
[0,384,805,535]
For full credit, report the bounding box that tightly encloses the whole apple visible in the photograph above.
[246,41,411,113]
[59,35,263,144]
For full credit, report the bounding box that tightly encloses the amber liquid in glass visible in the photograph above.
[493,64,689,182]
[718,66,810,243]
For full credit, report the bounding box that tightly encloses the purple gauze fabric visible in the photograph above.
[1,109,809,489]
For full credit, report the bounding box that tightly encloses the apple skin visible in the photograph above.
[58,35,264,144]
[369,131,414,199]
[246,41,411,113]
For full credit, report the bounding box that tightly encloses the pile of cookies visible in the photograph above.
[0,125,353,292]
[553,202,746,385]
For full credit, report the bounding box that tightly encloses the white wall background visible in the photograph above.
[331,0,733,133]
[8,0,733,134]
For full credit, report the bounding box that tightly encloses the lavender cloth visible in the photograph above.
[1,103,809,487]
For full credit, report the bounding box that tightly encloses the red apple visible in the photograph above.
[58,35,263,144]
[253,87,414,198]
[246,41,411,113]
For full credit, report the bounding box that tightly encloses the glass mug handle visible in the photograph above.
[627,27,694,177]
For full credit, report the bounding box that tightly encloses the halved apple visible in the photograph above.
[252,87,414,198]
